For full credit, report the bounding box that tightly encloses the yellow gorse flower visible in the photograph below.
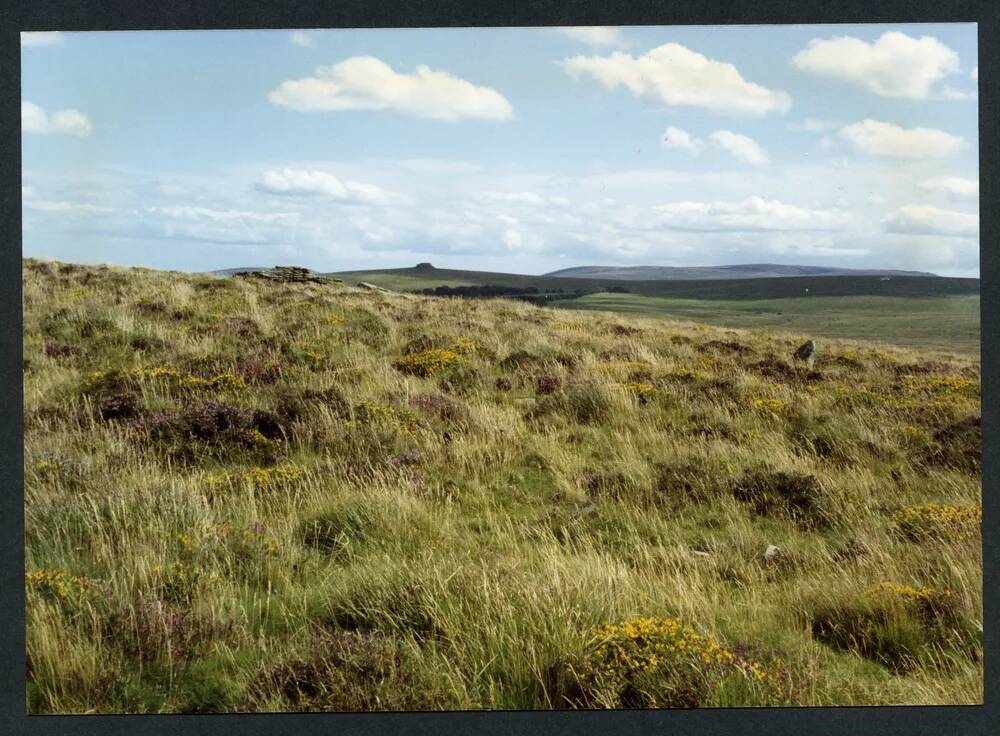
[751,398,791,417]
[582,617,782,687]
[25,569,99,600]
[449,337,479,355]
[88,366,247,391]
[895,503,981,539]
[393,349,460,377]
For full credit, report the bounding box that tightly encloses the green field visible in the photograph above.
[332,268,980,356]
[552,293,981,356]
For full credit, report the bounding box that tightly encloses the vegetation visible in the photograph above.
[553,293,981,355]
[332,266,980,354]
[330,264,979,300]
[24,257,982,712]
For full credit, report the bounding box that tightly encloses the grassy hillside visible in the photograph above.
[24,258,982,713]
[553,293,981,356]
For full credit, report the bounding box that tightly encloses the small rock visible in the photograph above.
[358,281,391,292]
[691,550,712,559]
[763,544,780,560]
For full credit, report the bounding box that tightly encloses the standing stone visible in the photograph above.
[793,340,817,369]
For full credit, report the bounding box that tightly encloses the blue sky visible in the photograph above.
[21,24,979,276]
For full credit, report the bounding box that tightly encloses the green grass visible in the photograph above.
[24,259,982,712]
[552,293,981,356]
[331,266,980,354]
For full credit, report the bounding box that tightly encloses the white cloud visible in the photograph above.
[137,205,302,245]
[556,27,627,48]
[289,32,314,47]
[21,32,64,48]
[839,119,963,159]
[157,183,188,197]
[560,43,791,117]
[653,196,844,232]
[787,118,839,132]
[22,185,35,199]
[883,205,978,237]
[919,177,979,202]
[791,31,959,99]
[268,56,513,121]
[256,168,390,204]
[25,200,114,214]
[971,66,978,80]
[939,85,976,101]
[475,191,548,206]
[22,101,92,136]
[661,126,703,155]
[710,130,769,165]
[146,206,298,225]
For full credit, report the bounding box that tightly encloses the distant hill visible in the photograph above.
[210,267,270,276]
[328,264,975,300]
[544,264,939,280]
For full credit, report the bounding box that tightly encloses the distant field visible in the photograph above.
[552,293,981,356]
[331,268,980,356]
[330,266,979,300]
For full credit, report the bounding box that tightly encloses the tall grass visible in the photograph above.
[23,259,982,712]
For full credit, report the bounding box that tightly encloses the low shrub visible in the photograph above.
[248,628,440,711]
[811,582,978,672]
[731,470,830,528]
[564,617,791,708]
[132,401,286,463]
[536,374,562,396]
[922,416,981,475]
[393,349,460,377]
[894,503,981,542]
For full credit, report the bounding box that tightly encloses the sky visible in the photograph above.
[21,24,980,276]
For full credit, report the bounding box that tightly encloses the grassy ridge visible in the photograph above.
[24,259,982,712]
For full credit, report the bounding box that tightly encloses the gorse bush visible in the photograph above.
[894,503,981,542]
[568,617,792,708]
[393,348,461,377]
[22,259,982,712]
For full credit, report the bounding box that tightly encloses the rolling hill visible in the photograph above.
[328,264,978,300]
[544,264,939,280]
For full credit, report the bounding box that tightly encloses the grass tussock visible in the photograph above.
[23,257,982,712]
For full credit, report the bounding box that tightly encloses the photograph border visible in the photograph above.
[2,1,996,734]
